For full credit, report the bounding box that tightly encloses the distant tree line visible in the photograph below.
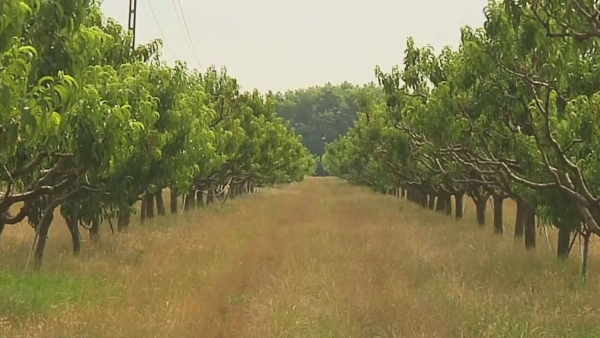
[275,82,381,176]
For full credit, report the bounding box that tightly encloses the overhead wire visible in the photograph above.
[171,0,202,69]
[144,0,174,59]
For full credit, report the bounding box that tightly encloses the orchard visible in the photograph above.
[0,0,315,270]
[323,0,600,280]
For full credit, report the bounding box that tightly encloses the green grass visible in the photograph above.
[0,269,118,319]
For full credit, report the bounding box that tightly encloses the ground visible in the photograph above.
[1,177,599,337]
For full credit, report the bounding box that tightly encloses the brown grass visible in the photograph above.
[1,177,599,337]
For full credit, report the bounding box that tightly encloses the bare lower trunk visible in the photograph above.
[475,197,487,227]
[454,192,464,220]
[419,190,428,208]
[33,211,55,270]
[514,199,525,238]
[427,194,435,210]
[117,207,131,233]
[64,209,81,255]
[155,190,166,216]
[524,204,536,250]
[184,190,195,211]
[145,193,155,219]
[89,218,100,243]
[581,231,591,281]
[435,193,446,213]
[556,227,571,259]
[493,195,504,234]
[444,194,452,215]
[170,190,178,214]
[140,196,147,223]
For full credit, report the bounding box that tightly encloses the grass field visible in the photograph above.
[1,177,599,337]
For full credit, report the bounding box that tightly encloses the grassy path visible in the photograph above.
[1,178,599,337]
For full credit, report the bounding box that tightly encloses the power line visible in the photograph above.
[175,0,202,69]
[145,0,173,59]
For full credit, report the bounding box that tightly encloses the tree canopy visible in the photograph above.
[323,0,600,280]
[275,82,381,175]
[0,0,315,269]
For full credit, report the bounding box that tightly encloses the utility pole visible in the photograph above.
[128,0,138,49]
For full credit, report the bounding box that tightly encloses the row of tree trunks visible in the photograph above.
[390,186,541,251]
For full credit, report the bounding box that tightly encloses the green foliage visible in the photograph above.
[324,0,600,274]
[275,82,381,175]
[0,0,315,268]
[0,270,112,318]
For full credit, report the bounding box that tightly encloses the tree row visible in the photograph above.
[323,0,600,280]
[0,0,315,269]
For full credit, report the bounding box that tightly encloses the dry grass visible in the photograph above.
[1,177,599,337]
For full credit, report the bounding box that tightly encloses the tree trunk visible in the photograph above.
[556,227,571,259]
[475,197,487,227]
[454,192,464,220]
[195,191,203,207]
[89,218,100,243]
[140,196,147,223]
[444,194,452,216]
[145,193,155,219]
[436,193,447,213]
[184,190,195,211]
[427,194,435,210]
[33,210,54,270]
[230,185,237,200]
[170,190,178,214]
[419,190,428,208]
[155,190,166,216]
[493,195,504,234]
[514,199,525,238]
[117,207,131,233]
[524,204,536,249]
[581,230,591,281]
[64,209,81,255]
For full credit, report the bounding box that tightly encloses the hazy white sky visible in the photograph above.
[100,0,489,92]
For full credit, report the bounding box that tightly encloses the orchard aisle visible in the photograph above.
[2,178,600,338]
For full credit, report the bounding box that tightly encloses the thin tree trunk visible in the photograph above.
[427,194,435,210]
[454,192,464,220]
[556,227,571,259]
[581,230,591,281]
[475,197,487,227]
[118,207,131,233]
[64,209,81,255]
[184,190,195,211]
[145,193,155,219]
[89,218,100,243]
[493,195,504,234]
[33,210,54,270]
[419,190,428,208]
[436,193,447,213]
[170,190,178,214]
[524,204,536,249]
[140,195,147,223]
[444,194,452,216]
[155,190,166,216]
[514,199,525,238]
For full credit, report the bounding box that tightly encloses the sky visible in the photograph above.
[100,0,489,93]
